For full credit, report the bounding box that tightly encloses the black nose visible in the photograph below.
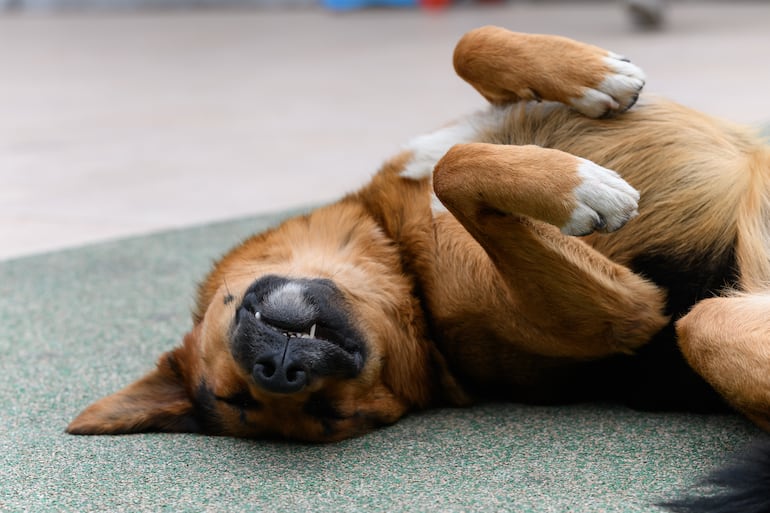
[252,348,309,394]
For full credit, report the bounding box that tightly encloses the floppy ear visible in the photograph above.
[67,332,201,435]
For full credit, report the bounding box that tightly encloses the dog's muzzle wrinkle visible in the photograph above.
[231,275,367,394]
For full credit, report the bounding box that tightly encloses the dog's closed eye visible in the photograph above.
[215,391,263,411]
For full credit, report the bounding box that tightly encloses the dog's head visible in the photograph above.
[67,202,464,442]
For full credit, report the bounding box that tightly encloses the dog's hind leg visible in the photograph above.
[675,149,770,428]
[453,26,645,118]
[432,142,669,359]
[677,294,770,430]
[670,294,770,512]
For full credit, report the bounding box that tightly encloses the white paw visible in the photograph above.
[561,159,640,236]
[569,53,646,118]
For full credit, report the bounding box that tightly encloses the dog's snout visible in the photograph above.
[252,348,309,394]
[239,276,319,332]
[231,274,367,395]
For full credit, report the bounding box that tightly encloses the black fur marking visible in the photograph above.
[304,394,345,421]
[214,390,262,426]
[192,381,224,433]
[215,390,263,411]
[662,439,770,513]
[223,293,235,305]
[616,245,740,411]
[304,394,347,438]
[166,353,185,382]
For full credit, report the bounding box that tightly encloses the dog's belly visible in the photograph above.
[414,98,757,410]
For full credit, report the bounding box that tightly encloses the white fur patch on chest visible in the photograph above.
[400,106,511,181]
[400,106,512,215]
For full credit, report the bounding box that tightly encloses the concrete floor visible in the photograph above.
[1,2,770,260]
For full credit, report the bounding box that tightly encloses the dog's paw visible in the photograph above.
[569,53,646,118]
[561,159,640,236]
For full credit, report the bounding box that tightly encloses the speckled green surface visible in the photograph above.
[0,209,763,513]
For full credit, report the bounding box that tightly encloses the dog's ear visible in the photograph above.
[67,331,202,435]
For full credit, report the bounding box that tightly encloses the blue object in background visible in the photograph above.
[322,0,417,10]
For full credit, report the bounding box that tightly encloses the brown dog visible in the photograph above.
[68,27,770,445]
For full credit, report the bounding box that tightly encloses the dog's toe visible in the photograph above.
[570,53,646,118]
[561,159,640,236]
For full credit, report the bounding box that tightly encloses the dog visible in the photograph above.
[67,26,770,510]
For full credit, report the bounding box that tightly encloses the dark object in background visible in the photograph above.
[626,0,666,29]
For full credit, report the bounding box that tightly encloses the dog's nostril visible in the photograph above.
[285,366,306,385]
[254,361,276,379]
[252,354,308,394]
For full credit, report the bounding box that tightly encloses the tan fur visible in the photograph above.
[677,293,770,430]
[454,27,617,107]
[494,100,761,265]
[431,142,668,358]
[69,26,770,442]
[433,143,583,228]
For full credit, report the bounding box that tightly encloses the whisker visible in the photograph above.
[222,276,235,306]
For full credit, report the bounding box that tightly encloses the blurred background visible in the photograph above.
[1,0,769,260]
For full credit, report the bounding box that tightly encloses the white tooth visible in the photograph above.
[254,311,261,320]
[309,324,316,338]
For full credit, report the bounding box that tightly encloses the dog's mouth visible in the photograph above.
[231,276,366,394]
[263,311,318,340]
[249,309,358,352]
[237,285,363,356]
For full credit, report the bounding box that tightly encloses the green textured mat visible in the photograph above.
[0,208,763,512]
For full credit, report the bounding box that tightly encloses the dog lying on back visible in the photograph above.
[68,25,770,510]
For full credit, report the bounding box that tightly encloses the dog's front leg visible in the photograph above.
[433,143,668,358]
[453,26,645,118]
